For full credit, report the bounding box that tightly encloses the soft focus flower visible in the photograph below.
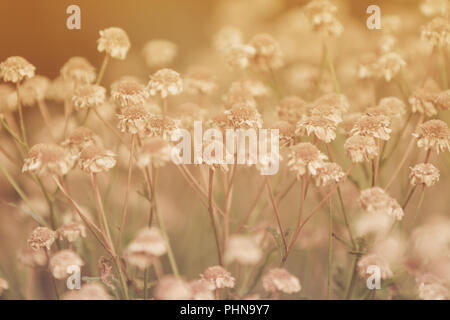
[190,279,214,300]
[376,52,406,82]
[146,114,178,140]
[22,143,73,177]
[46,76,72,102]
[79,145,116,173]
[213,26,243,53]
[409,79,441,117]
[287,142,327,178]
[19,75,50,106]
[351,114,391,141]
[225,44,256,69]
[224,234,262,265]
[137,138,172,168]
[111,77,149,108]
[435,90,450,110]
[372,97,406,119]
[262,268,301,294]
[143,39,178,68]
[97,27,130,60]
[315,162,345,187]
[222,81,257,110]
[125,227,167,270]
[62,283,112,300]
[344,135,379,163]
[57,223,87,243]
[117,105,150,135]
[183,66,217,96]
[409,163,440,187]
[147,68,183,98]
[72,84,106,110]
[28,227,56,251]
[270,120,296,146]
[421,17,450,48]
[420,0,449,17]
[304,0,343,37]
[225,105,262,129]
[277,96,306,124]
[0,56,35,83]
[60,56,96,84]
[62,127,102,156]
[360,187,404,221]
[201,266,236,289]
[296,115,337,143]
[49,250,84,279]
[413,119,450,154]
[154,276,192,300]
[248,33,284,71]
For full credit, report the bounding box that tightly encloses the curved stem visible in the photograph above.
[208,168,223,266]
[265,176,288,254]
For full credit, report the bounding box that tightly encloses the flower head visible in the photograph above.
[315,162,345,187]
[72,84,106,110]
[117,105,151,135]
[248,33,284,71]
[413,119,450,153]
[0,56,35,83]
[421,17,450,48]
[262,268,301,294]
[20,75,50,106]
[142,39,178,68]
[111,77,149,108]
[124,227,167,270]
[57,223,87,243]
[224,105,263,129]
[60,57,96,84]
[49,250,84,279]
[28,227,56,251]
[351,114,391,140]
[213,26,243,53]
[147,68,183,98]
[376,52,406,82]
[22,143,73,177]
[409,163,440,187]
[189,279,214,300]
[62,127,102,156]
[435,90,450,110]
[409,79,441,117]
[201,266,236,289]
[277,96,306,124]
[97,27,130,60]
[360,187,404,221]
[78,145,116,173]
[344,135,379,163]
[146,114,178,140]
[270,120,296,146]
[304,0,343,37]
[296,115,337,143]
[225,44,256,69]
[287,142,327,178]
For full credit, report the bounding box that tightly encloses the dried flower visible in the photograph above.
[270,120,296,146]
[344,135,379,163]
[146,114,178,140]
[409,79,441,117]
[262,268,301,294]
[49,250,84,279]
[435,90,450,110]
[373,97,406,119]
[201,266,236,289]
[62,127,102,156]
[147,68,183,98]
[154,276,192,300]
[304,0,343,37]
[62,283,112,300]
[296,115,337,143]
[19,75,50,106]
[421,17,450,48]
[315,162,345,187]
[351,114,391,141]
[225,105,263,129]
[57,223,87,243]
[224,234,262,265]
[183,66,216,96]
[277,96,306,124]
[360,187,404,221]
[97,27,130,60]
[0,56,35,83]
[143,39,178,68]
[357,253,393,280]
[28,227,56,251]
[287,142,327,178]
[72,84,106,110]
[248,33,284,71]
[137,138,172,168]
[410,163,440,187]
[111,77,149,108]
[125,227,167,270]
[60,57,96,84]
[79,145,117,173]
[22,143,73,177]
[225,44,256,69]
[117,105,151,135]
[413,119,450,153]
[376,52,406,82]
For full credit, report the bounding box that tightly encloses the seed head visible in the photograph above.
[344,135,379,163]
[410,163,440,187]
[72,84,106,110]
[360,187,404,221]
[372,96,406,119]
[97,27,130,60]
[28,227,56,251]
[201,266,236,289]
[287,142,327,178]
[0,56,35,83]
[262,268,301,294]
[46,76,73,102]
[147,68,183,98]
[142,39,178,68]
[49,250,84,279]
[22,143,73,177]
[125,227,167,270]
[78,145,116,173]
[413,119,450,154]
[60,57,96,84]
